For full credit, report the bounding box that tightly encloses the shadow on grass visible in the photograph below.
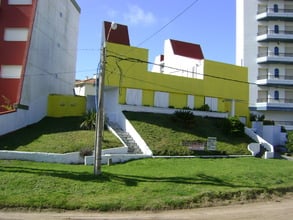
[0,117,84,150]
[0,164,258,189]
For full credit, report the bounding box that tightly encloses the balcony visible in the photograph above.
[257,74,293,86]
[257,7,293,21]
[257,51,293,64]
[257,29,293,42]
[256,97,293,111]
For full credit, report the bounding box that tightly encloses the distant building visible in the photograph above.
[74,78,96,111]
[74,78,96,97]
[100,21,249,125]
[0,0,80,135]
[236,0,293,130]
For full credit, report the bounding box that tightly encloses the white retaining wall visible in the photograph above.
[245,127,274,159]
[0,151,83,164]
[120,105,229,118]
[0,147,129,164]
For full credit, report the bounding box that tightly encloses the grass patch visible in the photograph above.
[0,158,292,211]
[123,111,252,156]
[0,117,122,153]
[286,130,293,153]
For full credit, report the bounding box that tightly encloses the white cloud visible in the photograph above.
[106,8,119,18]
[123,5,156,26]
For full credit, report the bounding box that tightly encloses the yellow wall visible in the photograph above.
[105,42,249,120]
[47,94,86,117]
[142,90,154,106]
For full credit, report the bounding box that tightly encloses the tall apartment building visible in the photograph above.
[0,0,80,135]
[236,0,293,129]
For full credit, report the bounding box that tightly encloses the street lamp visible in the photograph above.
[94,22,117,175]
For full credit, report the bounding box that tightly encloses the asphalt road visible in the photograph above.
[1,196,293,220]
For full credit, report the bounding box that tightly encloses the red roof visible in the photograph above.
[170,39,204,60]
[104,21,130,46]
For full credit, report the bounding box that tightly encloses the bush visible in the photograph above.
[221,117,244,136]
[79,147,93,157]
[198,104,210,111]
[80,110,96,130]
[172,110,195,128]
[229,117,245,136]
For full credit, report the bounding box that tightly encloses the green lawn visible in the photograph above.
[286,130,293,153]
[123,111,253,156]
[0,117,122,153]
[0,158,292,211]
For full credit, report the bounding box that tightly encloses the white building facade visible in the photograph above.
[0,0,80,135]
[236,0,293,129]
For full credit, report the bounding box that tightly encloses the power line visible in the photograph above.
[137,0,200,47]
[106,51,255,86]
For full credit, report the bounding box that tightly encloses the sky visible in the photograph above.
[75,0,236,80]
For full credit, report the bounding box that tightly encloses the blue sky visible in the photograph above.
[75,0,236,80]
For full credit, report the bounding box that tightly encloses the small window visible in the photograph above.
[273,4,278,13]
[274,91,279,100]
[274,25,279,34]
[274,68,279,78]
[8,0,32,4]
[0,65,22,78]
[4,28,29,41]
[274,47,279,56]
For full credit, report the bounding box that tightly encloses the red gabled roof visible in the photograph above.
[104,21,130,46]
[169,39,204,60]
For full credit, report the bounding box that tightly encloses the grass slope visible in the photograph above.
[124,111,252,156]
[0,158,292,211]
[0,117,121,153]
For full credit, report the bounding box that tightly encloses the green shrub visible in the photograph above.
[229,117,245,136]
[198,104,210,111]
[172,110,195,128]
[220,117,244,136]
[80,110,96,130]
[79,147,93,157]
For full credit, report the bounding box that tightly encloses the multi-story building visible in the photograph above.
[236,0,293,129]
[0,0,80,135]
[101,21,249,125]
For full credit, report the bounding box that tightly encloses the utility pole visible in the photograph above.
[94,22,117,175]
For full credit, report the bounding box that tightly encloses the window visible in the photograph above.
[154,91,169,108]
[273,4,278,13]
[126,89,142,106]
[274,91,279,100]
[0,65,22,78]
[4,28,29,41]
[8,0,32,5]
[274,68,279,78]
[274,47,279,56]
[274,25,279,34]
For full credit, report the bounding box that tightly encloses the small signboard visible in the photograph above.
[207,137,217,151]
[182,140,205,151]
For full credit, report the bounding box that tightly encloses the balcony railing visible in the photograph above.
[258,51,293,58]
[257,97,293,103]
[258,29,293,35]
[257,7,293,21]
[257,74,293,80]
[258,7,293,14]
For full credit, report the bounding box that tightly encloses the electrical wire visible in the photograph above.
[137,0,200,47]
[106,51,255,86]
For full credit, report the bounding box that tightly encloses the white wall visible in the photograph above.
[152,40,204,79]
[0,0,80,135]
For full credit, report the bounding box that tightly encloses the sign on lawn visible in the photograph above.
[207,137,217,151]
